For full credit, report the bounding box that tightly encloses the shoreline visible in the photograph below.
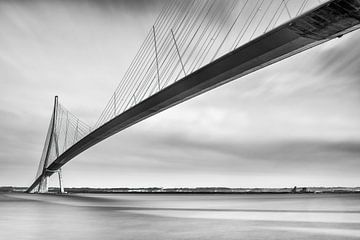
[2,186,360,194]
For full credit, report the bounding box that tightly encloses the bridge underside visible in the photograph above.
[27,0,360,193]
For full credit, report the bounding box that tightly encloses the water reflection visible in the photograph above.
[1,193,359,240]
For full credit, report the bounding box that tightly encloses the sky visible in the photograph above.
[0,0,360,188]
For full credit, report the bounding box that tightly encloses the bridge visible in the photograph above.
[27,0,360,193]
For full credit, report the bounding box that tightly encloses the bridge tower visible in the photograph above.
[37,96,65,194]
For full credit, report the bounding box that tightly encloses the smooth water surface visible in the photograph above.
[1,193,359,239]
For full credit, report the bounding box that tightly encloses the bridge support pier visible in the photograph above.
[41,169,66,194]
[38,176,49,193]
[58,168,65,193]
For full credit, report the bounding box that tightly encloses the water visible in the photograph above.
[1,193,359,239]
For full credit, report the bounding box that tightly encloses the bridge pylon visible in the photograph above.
[30,96,66,194]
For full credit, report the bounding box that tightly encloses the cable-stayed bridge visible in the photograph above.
[27,0,360,193]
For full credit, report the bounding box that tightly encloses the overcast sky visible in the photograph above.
[0,0,359,188]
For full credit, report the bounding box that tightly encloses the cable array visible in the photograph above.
[36,101,92,178]
[94,0,325,128]
[54,103,92,154]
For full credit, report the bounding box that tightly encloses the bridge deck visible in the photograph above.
[27,0,360,193]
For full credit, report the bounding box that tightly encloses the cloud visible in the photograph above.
[315,30,360,80]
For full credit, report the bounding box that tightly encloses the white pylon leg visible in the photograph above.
[39,176,49,193]
[58,168,65,193]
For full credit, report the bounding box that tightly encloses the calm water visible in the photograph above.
[1,193,359,239]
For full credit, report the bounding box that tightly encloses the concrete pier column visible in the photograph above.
[39,176,49,193]
[58,168,65,193]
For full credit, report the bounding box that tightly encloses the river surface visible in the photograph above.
[1,193,359,239]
